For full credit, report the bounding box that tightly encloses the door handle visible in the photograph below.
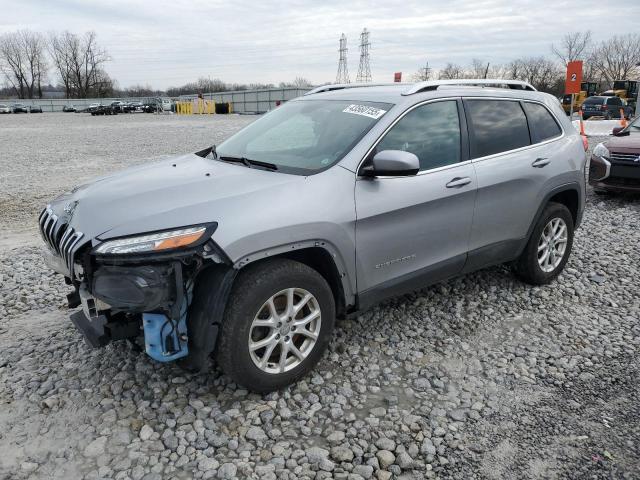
[446,177,472,188]
[532,157,550,168]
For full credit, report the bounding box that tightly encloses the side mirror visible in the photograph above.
[612,126,624,135]
[361,150,420,177]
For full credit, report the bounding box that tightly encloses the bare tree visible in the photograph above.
[412,61,432,81]
[467,58,490,79]
[438,63,465,80]
[508,56,562,93]
[0,32,26,97]
[0,30,47,98]
[49,31,75,97]
[551,31,592,66]
[278,77,313,88]
[589,34,640,85]
[48,31,111,98]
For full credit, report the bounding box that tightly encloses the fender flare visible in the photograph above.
[521,182,583,255]
[232,239,355,307]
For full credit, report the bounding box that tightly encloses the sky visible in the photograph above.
[2,0,639,90]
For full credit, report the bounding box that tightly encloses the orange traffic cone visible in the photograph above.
[578,109,586,136]
[619,108,628,128]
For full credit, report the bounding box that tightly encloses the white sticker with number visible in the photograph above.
[343,104,387,119]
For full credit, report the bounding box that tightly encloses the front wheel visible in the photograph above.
[216,259,335,392]
[513,202,574,285]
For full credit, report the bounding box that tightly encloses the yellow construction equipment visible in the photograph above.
[601,80,638,110]
[562,81,598,114]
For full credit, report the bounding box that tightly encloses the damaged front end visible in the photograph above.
[39,209,235,371]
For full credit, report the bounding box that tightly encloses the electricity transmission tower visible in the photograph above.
[356,28,372,83]
[336,34,350,84]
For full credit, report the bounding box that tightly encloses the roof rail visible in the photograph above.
[304,82,400,96]
[402,79,537,96]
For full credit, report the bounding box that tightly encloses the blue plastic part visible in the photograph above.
[143,300,189,362]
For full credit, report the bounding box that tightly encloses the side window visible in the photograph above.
[376,100,461,171]
[608,97,622,106]
[466,100,530,158]
[523,102,562,143]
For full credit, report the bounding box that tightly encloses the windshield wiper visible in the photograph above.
[219,155,278,171]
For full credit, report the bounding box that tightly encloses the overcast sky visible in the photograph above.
[2,0,639,89]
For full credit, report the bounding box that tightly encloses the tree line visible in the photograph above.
[2,28,638,100]
[0,30,113,99]
[413,32,640,96]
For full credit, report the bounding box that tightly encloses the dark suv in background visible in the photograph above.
[581,96,632,120]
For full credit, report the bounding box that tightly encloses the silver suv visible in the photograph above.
[40,79,586,392]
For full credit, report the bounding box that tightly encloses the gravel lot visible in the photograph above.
[0,113,639,480]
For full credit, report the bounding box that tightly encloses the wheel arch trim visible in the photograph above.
[231,240,355,311]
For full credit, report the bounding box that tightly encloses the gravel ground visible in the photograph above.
[0,114,639,480]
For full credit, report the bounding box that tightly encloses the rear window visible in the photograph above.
[523,102,562,143]
[466,100,531,158]
[583,97,604,105]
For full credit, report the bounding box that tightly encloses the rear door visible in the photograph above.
[463,98,565,271]
[354,99,477,301]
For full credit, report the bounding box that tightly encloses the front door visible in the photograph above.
[355,99,477,305]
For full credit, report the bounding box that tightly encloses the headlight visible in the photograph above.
[94,226,208,255]
[592,142,610,159]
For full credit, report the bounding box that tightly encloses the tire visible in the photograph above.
[513,202,574,285]
[216,259,335,392]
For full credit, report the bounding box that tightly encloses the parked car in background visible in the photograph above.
[82,103,101,113]
[128,101,143,113]
[12,103,28,113]
[39,79,587,392]
[589,115,640,193]
[62,105,76,112]
[91,104,117,116]
[29,105,43,113]
[142,102,161,113]
[0,104,11,114]
[162,99,173,112]
[110,101,126,113]
[581,96,632,120]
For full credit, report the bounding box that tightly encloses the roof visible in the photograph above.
[297,81,550,106]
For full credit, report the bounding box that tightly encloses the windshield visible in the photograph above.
[583,97,604,105]
[216,99,392,174]
[627,115,640,132]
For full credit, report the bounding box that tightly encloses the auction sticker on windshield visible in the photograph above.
[343,104,387,119]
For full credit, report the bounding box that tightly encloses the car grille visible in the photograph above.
[610,152,640,164]
[38,206,85,278]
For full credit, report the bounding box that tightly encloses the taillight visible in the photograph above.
[581,135,588,151]
[601,104,608,110]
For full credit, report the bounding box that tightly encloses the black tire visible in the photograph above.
[216,259,335,392]
[513,202,574,285]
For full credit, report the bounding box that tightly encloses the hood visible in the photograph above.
[605,132,640,151]
[50,153,302,241]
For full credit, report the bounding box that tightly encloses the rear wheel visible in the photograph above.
[216,259,335,392]
[513,202,574,285]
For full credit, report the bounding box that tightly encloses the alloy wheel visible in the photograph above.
[537,217,568,273]
[248,288,322,374]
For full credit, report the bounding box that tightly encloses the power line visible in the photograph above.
[356,28,372,83]
[336,33,350,84]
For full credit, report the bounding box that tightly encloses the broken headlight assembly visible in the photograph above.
[93,225,214,255]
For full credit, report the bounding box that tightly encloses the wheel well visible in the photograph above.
[256,247,348,319]
[548,189,579,224]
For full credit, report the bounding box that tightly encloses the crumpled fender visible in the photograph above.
[182,265,237,371]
